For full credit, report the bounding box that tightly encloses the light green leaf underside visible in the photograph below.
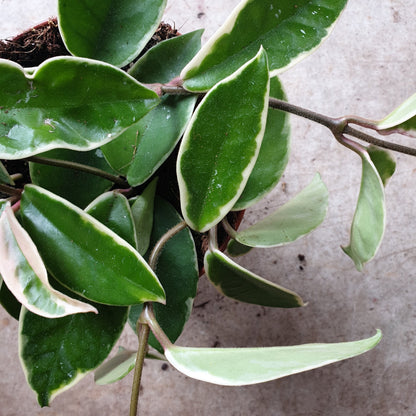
[29,148,116,208]
[342,150,386,271]
[205,248,303,308]
[0,205,97,318]
[0,161,14,185]
[102,94,196,186]
[129,29,204,84]
[19,295,128,406]
[165,330,382,386]
[58,0,167,67]
[20,185,165,305]
[182,0,348,91]
[0,57,159,159]
[178,47,270,232]
[233,76,290,210]
[235,174,328,247]
[94,347,136,385]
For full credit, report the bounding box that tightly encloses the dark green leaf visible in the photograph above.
[367,146,396,186]
[226,239,252,257]
[0,161,14,185]
[0,276,21,320]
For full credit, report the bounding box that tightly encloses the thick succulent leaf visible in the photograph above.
[376,92,416,137]
[178,48,270,232]
[29,148,116,208]
[205,247,303,307]
[235,174,328,247]
[342,150,385,271]
[233,76,290,210]
[20,185,165,305]
[19,297,128,406]
[58,0,167,67]
[0,205,97,317]
[129,197,198,353]
[0,57,159,159]
[94,347,136,385]
[129,29,204,83]
[85,191,137,248]
[102,94,196,186]
[165,330,382,386]
[0,276,21,320]
[130,179,158,255]
[226,239,253,257]
[367,146,396,186]
[182,0,348,91]
[0,161,14,185]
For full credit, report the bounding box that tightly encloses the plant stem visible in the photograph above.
[25,156,129,187]
[0,183,21,197]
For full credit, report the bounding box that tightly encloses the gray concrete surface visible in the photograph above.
[1,0,416,415]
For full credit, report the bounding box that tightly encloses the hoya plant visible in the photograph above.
[0,0,414,413]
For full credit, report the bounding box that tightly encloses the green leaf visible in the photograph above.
[19,297,128,406]
[367,146,396,186]
[342,149,386,271]
[205,247,303,308]
[233,76,290,210]
[129,29,204,83]
[129,197,198,353]
[85,191,137,248]
[0,57,159,159]
[0,276,21,320]
[20,185,165,306]
[164,330,382,386]
[178,48,270,232]
[182,0,348,91]
[0,205,97,317]
[0,161,14,185]
[102,94,196,186]
[94,347,136,385]
[58,0,167,67]
[29,148,116,208]
[234,174,328,247]
[226,239,253,257]
[130,179,158,255]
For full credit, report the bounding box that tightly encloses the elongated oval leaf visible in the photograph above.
[342,149,386,271]
[85,191,137,248]
[0,205,97,317]
[178,48,270,232]
[20,185,165,305]
[233,76,290,210]
[19,296,128,406]
[164,330,381,386]
[58,0,167,67]
[235,174,328,247]
[0,57,159,159]
[182,0,348,91]
[205,247,303,307]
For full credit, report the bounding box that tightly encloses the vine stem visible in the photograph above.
[129,220,187,416]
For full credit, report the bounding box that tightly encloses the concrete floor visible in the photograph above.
[1,1,416,415]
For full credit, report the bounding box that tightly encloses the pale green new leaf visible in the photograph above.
[342,150,386,271]
[164,330,382,386]
[0,57,159,159]
[0,205,97,318]
[58,0,167,67]
[182,0,348,91]
[178,47,270,232]
[234,174,328,247]
[205,247,303,307]
[20,185,165,306]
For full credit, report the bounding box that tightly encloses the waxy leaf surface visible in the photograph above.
[29,148,116,208]
[0,276,21,320]
[178,48,270,232]
[0,58,159,159]
[0,205,97,317]
[342,149,386,271]
[19,298,128,406]
[205,247,303,307]
[20,185,165,305]
[58,0,167,67]
[165,330,382,386]
[235,174,328,247]
[129,197,198,353]
[182,0,348,91]
[234,76,290,210]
